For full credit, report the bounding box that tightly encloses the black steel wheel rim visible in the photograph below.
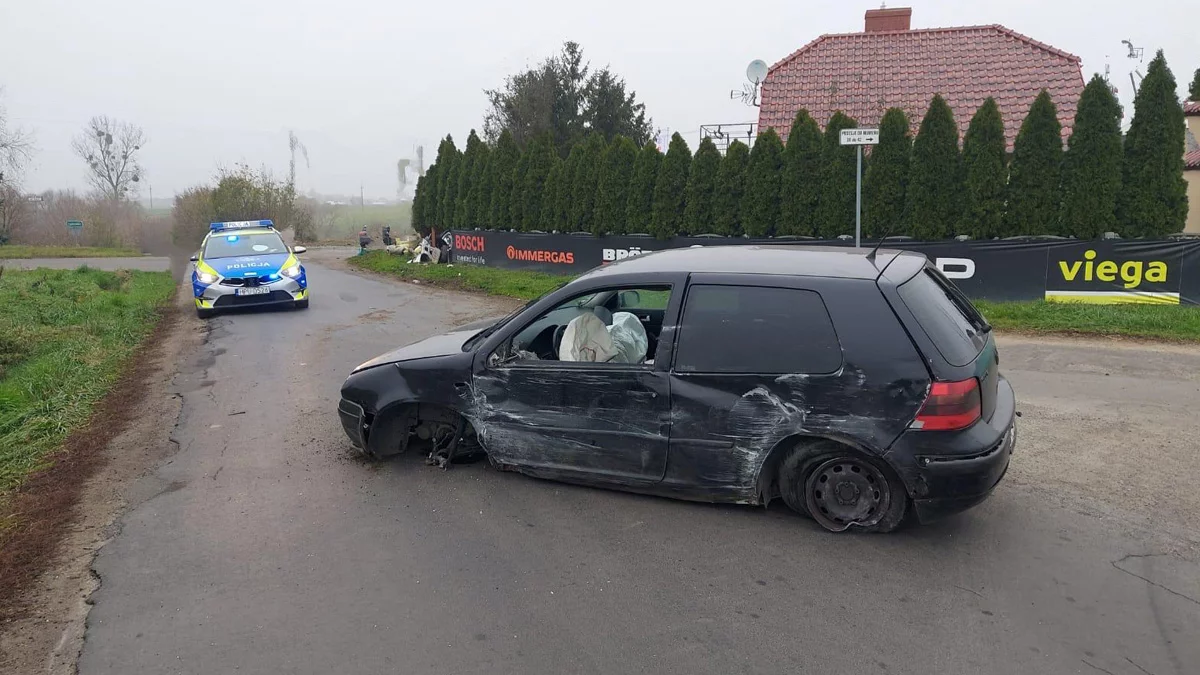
[804,457,890,531]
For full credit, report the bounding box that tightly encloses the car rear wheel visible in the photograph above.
[780,442,907,533]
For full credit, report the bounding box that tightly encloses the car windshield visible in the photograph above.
[204,231,288,259]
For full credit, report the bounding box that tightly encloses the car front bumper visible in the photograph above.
[194,277,306,310]
[338,398,368,449]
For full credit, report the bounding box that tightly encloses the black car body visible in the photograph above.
[339,246,1016,532]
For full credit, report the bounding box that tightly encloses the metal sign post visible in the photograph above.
[67,220,83,238]
[839,129,880,248]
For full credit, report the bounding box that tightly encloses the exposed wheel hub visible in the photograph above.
[804,457,891,532]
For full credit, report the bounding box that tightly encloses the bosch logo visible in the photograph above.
[454,234,486,252]
[602,246,653,262]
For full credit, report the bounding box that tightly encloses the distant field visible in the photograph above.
[0,246,141,259]
[312,204,412,242]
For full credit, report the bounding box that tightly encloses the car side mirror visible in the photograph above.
[293,246,307,254]
[189,254,198,262]
[618,290,641,308]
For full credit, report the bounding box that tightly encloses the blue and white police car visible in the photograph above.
[191,220,309,318]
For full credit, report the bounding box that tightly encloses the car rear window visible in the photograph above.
[897,269,987,367]
[674,285,842,374]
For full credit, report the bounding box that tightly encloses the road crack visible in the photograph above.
[1111,553,1200,607]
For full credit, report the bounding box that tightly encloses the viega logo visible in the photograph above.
[602,246,653,262]
[1058,249,1167,289]
[454,234,485,252]
[506,246,574,264]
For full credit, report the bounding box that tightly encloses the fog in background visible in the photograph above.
[1,0,1194,201]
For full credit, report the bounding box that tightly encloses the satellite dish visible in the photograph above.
[746,59,769,84]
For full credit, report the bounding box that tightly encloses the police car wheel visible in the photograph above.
[295,299,309,310]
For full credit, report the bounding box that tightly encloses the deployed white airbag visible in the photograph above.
[559,312,618,363]
[607,312,648,364]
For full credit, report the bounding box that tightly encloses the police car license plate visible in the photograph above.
[236,287,270,296]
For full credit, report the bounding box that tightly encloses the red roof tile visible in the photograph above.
[1186,149,1200,170]
[1185,101,1200,116]
[758,24,1085,149]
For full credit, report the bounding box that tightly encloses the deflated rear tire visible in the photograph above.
[780,441,908,533]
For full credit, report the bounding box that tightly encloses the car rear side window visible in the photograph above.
[674,285,842,374]
[897,269,987,367]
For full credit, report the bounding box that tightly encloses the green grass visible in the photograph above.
[313,204,413,242]
[976,300,1200,342]
[350,250,567,300]
[0,267,175,497]
[352,251,1200,342]
[0,245,141,259]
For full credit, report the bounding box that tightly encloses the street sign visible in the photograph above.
[67,220,83,232]
[840,128,880,145]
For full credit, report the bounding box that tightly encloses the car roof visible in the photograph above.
[204,227,279,240]
[578,245,923,281]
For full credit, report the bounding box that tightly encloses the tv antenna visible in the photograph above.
[731,59,768,107]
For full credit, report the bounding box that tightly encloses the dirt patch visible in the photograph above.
[0,285,204,674]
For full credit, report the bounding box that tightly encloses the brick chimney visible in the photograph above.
[864,7,912,32]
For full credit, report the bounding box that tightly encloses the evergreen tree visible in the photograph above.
[863,107,911,239]
[556,143,585,230]
[1004,90,1063,236]
[682,137,721,235]
[487,130,520,229]
[712,140,750,236]
[540,159,564,229]
[519,133,557,231]
[455,130,486,228]
[959,98,1007,239]
[905,96,963,240]
[466,143,492,227]
[625,142,661,234]
[411,172,428,234]
[814,112,860,239]
[741,128,784,238]
[650,132,692,239]
[439,148,463,230]
[508,148,530,230]
[1189,68,1200,101]
[1061,76,1123,239]
[594,135,638,235]
[778,110,823,236]
[431,135,459,227]
[570,132,608,233]
[1118,50,1189,236]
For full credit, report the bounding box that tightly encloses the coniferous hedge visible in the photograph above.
[416,62,1188,242]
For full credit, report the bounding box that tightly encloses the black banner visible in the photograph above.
[444,231,1200,305]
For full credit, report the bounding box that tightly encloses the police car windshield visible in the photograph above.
[205,232,288,259]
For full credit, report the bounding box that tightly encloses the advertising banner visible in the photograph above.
[446,230,1200,305]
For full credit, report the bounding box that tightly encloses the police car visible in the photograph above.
[190,220,309,318]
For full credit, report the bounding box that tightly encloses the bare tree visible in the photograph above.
[71,116,146,201]
[0,89,35,187]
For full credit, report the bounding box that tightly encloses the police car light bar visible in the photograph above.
[210,220,274,232]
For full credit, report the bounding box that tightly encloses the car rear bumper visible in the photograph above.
[910,423,1014,523]
[887,375,1017,524]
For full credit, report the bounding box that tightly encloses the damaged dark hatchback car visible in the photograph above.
[338,246,1016,532]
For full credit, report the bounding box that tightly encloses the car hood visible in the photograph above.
[204,253,292,278]
[354,328,482,372]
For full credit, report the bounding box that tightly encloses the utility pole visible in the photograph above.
[360,184,365,212]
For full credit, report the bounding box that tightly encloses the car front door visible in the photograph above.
[469,281,683,485]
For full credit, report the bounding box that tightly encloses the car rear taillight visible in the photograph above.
[912,379,981,431]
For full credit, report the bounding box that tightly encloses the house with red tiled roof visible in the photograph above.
[758,7,1086,148]
[1184,101,1200,234]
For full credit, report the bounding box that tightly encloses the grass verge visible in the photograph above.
[0,267,176,501]
[351,251,1200,342]
[975,300,1200,342]
[0,245,141,259]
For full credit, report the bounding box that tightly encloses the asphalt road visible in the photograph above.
[3,256,171,271]
[78,258,1200,675]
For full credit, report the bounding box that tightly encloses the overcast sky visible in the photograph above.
[1,0,1195,200]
